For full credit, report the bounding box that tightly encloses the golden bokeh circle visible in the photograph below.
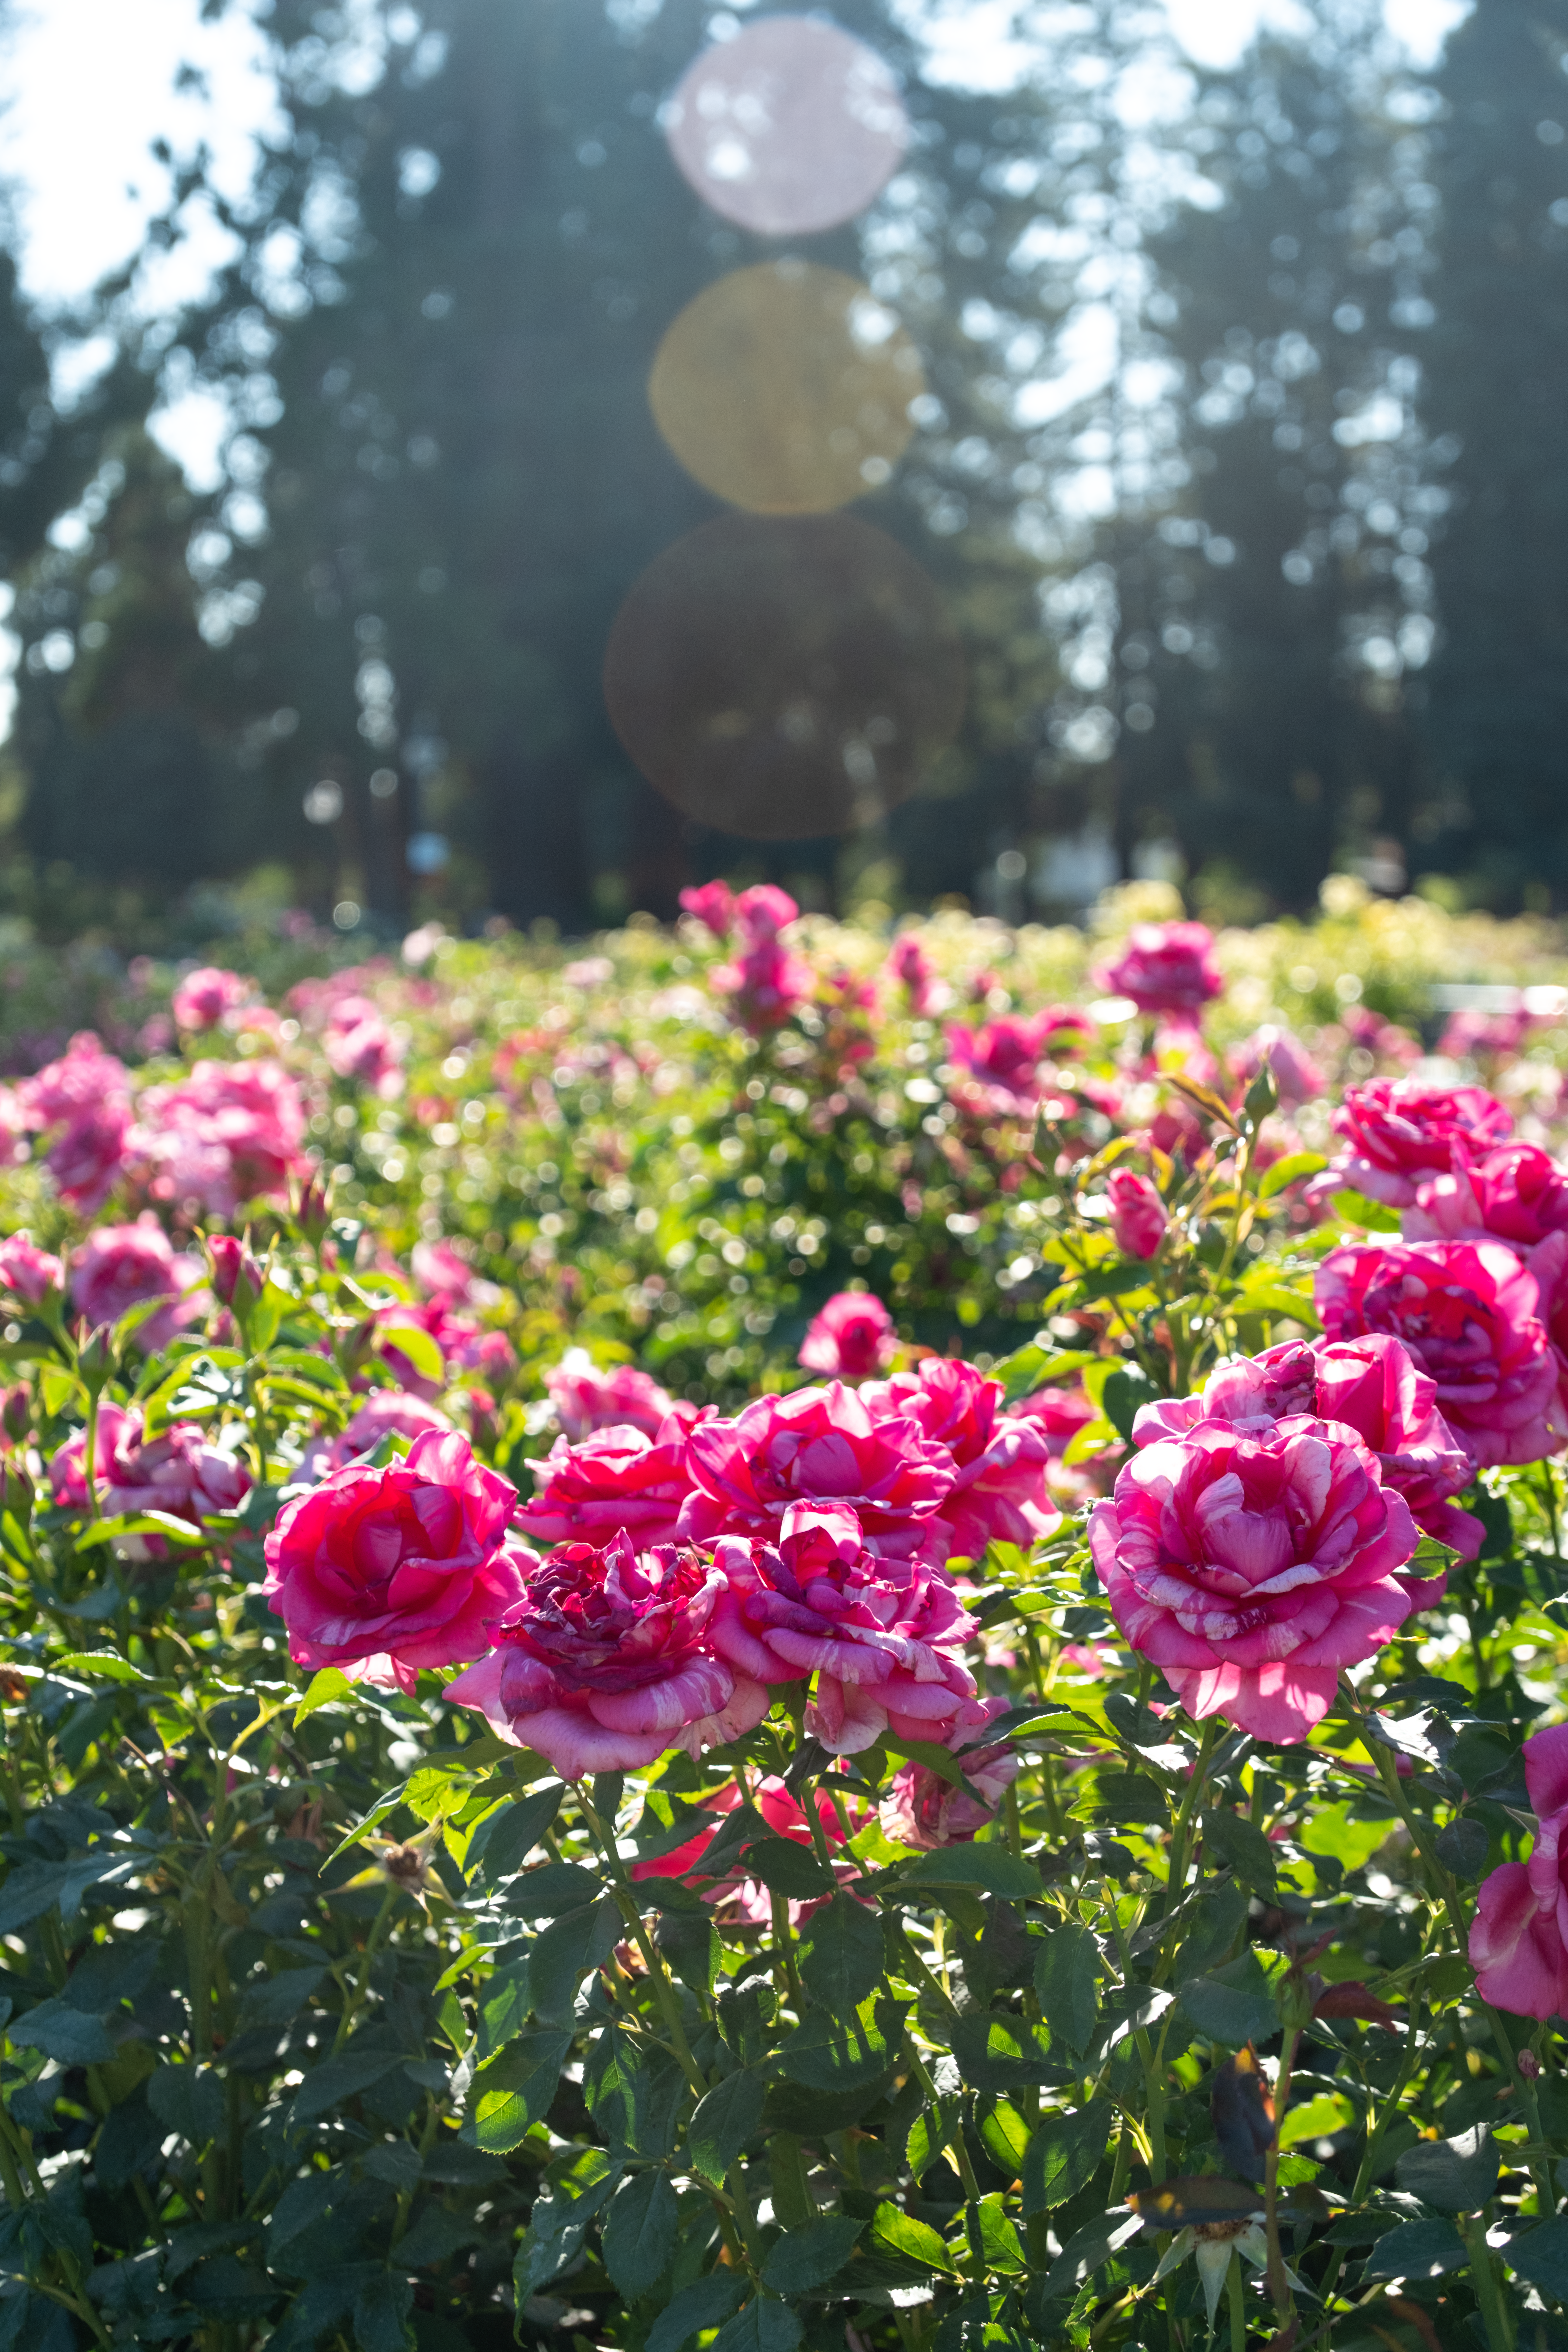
[604,511,966,841]
[648,261,924,515]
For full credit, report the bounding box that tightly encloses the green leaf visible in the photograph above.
[478,1960,532,2059]
[1022,2099,1114,2211]
[528,1898,621,2022]
[6,1999,115,2065]
[462,2027,572,2153]
[990,1341,1097,1406]
[1171,1879,1249,1982]
[237,1965,326,2030]
[1257,1150,1328,1199]
[512,2151,618,2297]
[761,2215,863,2296]
[295,1667,356,1725]
[463,1782,563,1883]
[778,1996,893,2092]
[645,2276,747,2352]
[1032,1923,1100,2057]
[1179,1954,1280,2049]
[978,2098,1033,2176]
[378,1318,443,1384]
[906,2094,962,2185]
[584,2031,685,2160]
[899,1845,1039,1901]
[507,1859,608,1917]
[1102,1364,1155,1443]
[1395,2125,1500,2213]
[1333,1188,1404,1232]
[1201,1809,1278,1895]
[745,1833,834,1899]
[1036,2211,1144,2301]
[147,2062,226,2148]
[656,1907,721,1999]
[952,2014,1056,2093]
[353,2269,415,2352]
[1503,2216,1568,2300]
[689,2068,764,2184]
[289,2051,404,2130]
[52,1650,153,1686]
[1434,1817,1490,1878]
[800,1895,886,2011]
[1362,2217,1469,2281]
[709,2301,803,2352]
[975,2192,1026,2274]
[601,2169,680,2299]
[868,2200,959,2274]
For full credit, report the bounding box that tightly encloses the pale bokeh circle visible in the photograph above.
[648,261,924,515]
[666,15,909,237]
[604,512,966,841]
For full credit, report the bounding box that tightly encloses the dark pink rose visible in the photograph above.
[544,1351,676,1441]
[0,1232,63,1306]
[886,934,946,1016]
[411,1239,502,1308]
[207,1233,262,1307]
[630,1775,865,1921]
[323,997,403,1097]
[799,1292,895,1380]
[519,1410,701,1548]
[20,1035,134,1213]
[1316,1238,1567,1470]
[708,1502,988,1754]
[1404,1141,1568,1252]
[49,1401,141,1511]
[71,1221,205,1350]
[1326,1079,1513,1208]
[677,1380,957,1561]
[865,1358,1060,1556]
[263,1428,528,1693]
[1089,1417,1420,1742]
[880,1726,1019,1850]
[446,1533,770,1776]
[1469,1722,1568,2019]
[1107,1167,1167,1261]
[1133,1333,1482,1576]
[50,1403,249,1531]
[679,881,736,938]
[1007,1382,1098,1457]
[944,1013,1059,1112]
[1092,922,1223,1019]
[301,1389,453,1482]
[131,1059,306,1215]
[1233,1025,1324,1108]
[711,887,811,1033]
[172,967,252,1031]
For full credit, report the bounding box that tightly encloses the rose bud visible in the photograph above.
[1,1383,30,1444]
[1106,1167,1168,1260]
[207,1233,263,1310]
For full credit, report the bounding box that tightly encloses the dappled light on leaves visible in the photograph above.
[602,511,965,839]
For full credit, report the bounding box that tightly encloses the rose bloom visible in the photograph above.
[49,1401,142,1511]
[865,1357,1060,1557]
[1316,1238,1567,1470]
[1403,1140,1568,1252]
[447,1532,770,1776]
[300,1389,453,1482]
[324,997,404,1098]
[944,1013,1063,1112]
[50,1402,249,1525]
[520,1410,701,1548]
[131,1059,306,1215]
[1088,1417,1420,1741]
[264,1428,528,1693]
[1106,1167,1167,1261]
[1233,1025,1324,1108]
[1469,1722,1568,2019]
[708,1500,989,1754]
[679,880,736,938]
[677,1380,956,1561]
[881,1738,1019,1851]
[19,1034,134,1212]
[1134,1333,1483,1570]
[885,934,947,1016]
[411,1239,503,1309]
[0,1232,63,1306]
[711,890,813,1033]
[544,1349,675,1442]
[799,1291,896,1380]
[1092,922,1223,1020]
[1326,1078,1513,1208]
[632,1774,866,1923]
[71,1220,206,1350]
[172,967,252,1031]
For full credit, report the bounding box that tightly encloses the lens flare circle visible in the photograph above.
[666,15,909,237]
[649,260,923,515]
[604,512,966,841]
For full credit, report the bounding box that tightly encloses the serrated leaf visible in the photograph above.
[6,1999,116,2065]
[1200,1808,1278,1895]
[868,2200,959,2274]
[800,1895,885,2011]
[1362,2217,1469,2280]
[1022,2099,1114,2211]
[656,1906,721,1999]
[462,2027,572,2153]
[1504,2215,1568,2300]
[761,2215,863,2295]
[512,2151,618,2298]
[1032,1923,1100,2057]
[353,2267,415,2352]
[1434,1817,1490,1878]
[899,1845,1038,1901]
[52,1651,153,1686]
[952,2013,1056,2092]
[646,2275,747,2352]
[710,2302,803,2352]
[147,2062,225,2148]
[1258,1151,1327,1199]
[529,1898,620,2022]
[601,2168,680,2299]
[1180,1955,1279,2049]
[744,1833,834,1899]
[289,2051,404,2130]
[463,1781,563,1883]
[1395,2124,1499,2213]
[689,2067,763,2184]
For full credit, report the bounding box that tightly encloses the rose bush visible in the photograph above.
[3,897,1568,2351]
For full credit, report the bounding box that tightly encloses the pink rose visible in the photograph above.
[1316,1238,1567,1470]
[1404,1140,1568,1252]
[1438,1006,1532,1064]
[1326,1079,1513,1207]
[1107,1167,1167,1261]
[131,1059,306,1216]
[708,1501,988,1754]
[799,1292,896,1380]
[49,1403,249,1529]
[1092,922,1223,1019]
[1089,1417,1421,1742]
[301,1389,453,1481]
[49,1401,141,1511]
[711,888,812,1034]
[207,1233,262,1307]
[881,1733,1019,1851]
[944,1014,1057,1112]
[865,1358,1060,1557]
[71,1220,206,1350]
[519,1411,701,1548]
[172,967,252,1031]
[0,1232,63,1307]
[263,1428,528,1693]
[1233,1025,1324,1108]
[1133,1333,1483,1571]
[446,1532,770,1776]
[20,1034,132,1213]
[677,1380,957,1561]
[411,1239,502,1309]
[679,881,736,938]
[1469,1722,1568,2019]
[886,935,945,1016]
[544,1351,676,1442]
[323,997,403,1097]
[631,1775,864,1921]
[1007,1382,1098,1457]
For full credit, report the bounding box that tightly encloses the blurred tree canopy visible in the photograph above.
[0,0,1564,937]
